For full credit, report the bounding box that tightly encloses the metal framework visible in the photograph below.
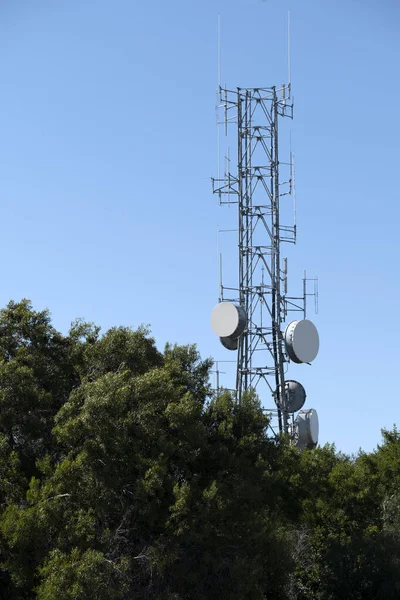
[212,84,316,435]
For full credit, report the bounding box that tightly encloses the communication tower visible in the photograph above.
[210,22,320,445]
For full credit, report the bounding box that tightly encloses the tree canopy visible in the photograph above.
[0,300,398,599]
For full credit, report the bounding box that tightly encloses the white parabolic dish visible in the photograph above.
[284,319,319,364]
[210,302,246,338]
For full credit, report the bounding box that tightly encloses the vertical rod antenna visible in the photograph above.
[217,15,221,182]
[217,226,221,301]
[293,152,297,241]
[227,146,231,206]
[283,257,288,294]
[217,121,221,184]
[224,86,228,136]
[217,14,221,91]
[219,252,223,302]
[289,129,293,194]
[216,88,220,185]
[288,9,291,96]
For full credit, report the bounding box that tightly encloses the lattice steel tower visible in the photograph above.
[210,80,319,440]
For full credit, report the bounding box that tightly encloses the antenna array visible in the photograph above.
[210,18,320,443]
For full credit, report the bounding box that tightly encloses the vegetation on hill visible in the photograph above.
[0,300,399,599]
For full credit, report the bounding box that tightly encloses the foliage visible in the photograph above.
[0,300,399,598]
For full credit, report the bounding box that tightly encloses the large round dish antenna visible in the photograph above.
[220,336,238,351]
[210,302,246,338]
[284,320,319,364]
[292,409,319,450]
[285,380,306,413]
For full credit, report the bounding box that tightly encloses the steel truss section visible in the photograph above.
[212,85,301,435]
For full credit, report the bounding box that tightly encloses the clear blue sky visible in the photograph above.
[1,0,399,455]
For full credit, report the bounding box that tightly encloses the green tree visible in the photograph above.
[287,430,400,600]
[0,300,295,598]
[3,299,400,599]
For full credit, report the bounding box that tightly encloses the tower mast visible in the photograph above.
[210,19,320,444]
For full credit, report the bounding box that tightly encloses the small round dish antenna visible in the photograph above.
[220,336,238,351]
[285,380,306,413]
[291,409,319,450]
[210,302,246,338]
[284,319,319,364]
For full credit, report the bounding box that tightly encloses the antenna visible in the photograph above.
[314,276,319,314]
[217,226,220,299]
[217,15,222,183]
[292,152,297,241]
[211,361,227,394]
[283,258,288,294]
[210,17,320,445]
[219,252,223,302]
[287,9,291,97]
[302,271,319,319]
[217,121,221,183]
[218,14,221,91]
